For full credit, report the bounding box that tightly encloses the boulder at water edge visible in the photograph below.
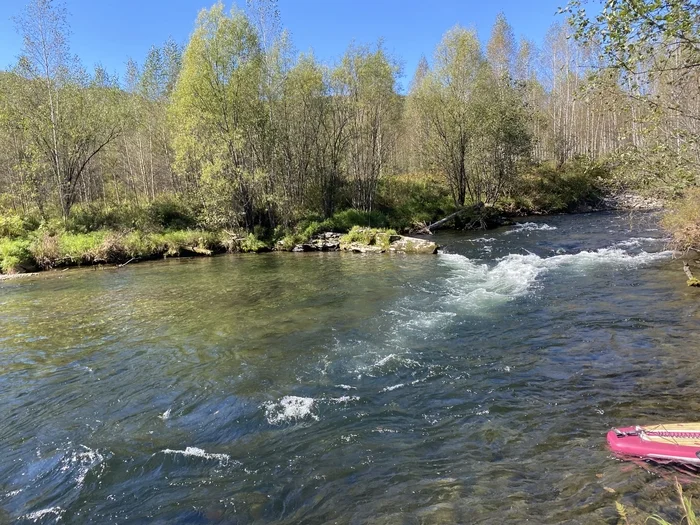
[389,236,438,254]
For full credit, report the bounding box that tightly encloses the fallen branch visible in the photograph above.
[183,245,213,256]
[683,262,700,287]
[118,257,136,268]
[426,202,485,232]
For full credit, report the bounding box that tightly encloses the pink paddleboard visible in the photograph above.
[607,424,700,465]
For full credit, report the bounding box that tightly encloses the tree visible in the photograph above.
[14,0,121,219]
[409,27,484,206]
[564,0,700,185]
[338,43,401,211]
[274,53,326,223]
[170,2,265,231]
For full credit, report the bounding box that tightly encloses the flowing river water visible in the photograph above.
[1,211,700,524]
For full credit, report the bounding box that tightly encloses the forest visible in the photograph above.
[0,0,699,273]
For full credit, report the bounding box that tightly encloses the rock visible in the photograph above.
[291,232,341,252]
[389,236,438,254]
[342,242,386,253]
[292,230,438,254]
[600,193,664,211]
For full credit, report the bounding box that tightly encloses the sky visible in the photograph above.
[0,0,572,91]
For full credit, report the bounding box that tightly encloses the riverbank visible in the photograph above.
[0,196,664,278]
[0,225,440,277]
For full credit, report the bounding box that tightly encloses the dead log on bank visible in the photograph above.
[683,262,700,287]
[415,202,486,234]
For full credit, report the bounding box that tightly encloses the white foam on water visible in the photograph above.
[612,237,664,249]
[327,396,360,404]
[335,384,357,390]
[160,447,232,465]
[382,354,420,368]
[22,507,64,522]
[264,396,319,425]
[440,248,672,310]
[60,445,104,487]
[404,310,456,330]
[382,383,405,392]
[505,222,557,234]
[360,353,422,376]
[5,489,22,497]
[471,237,497,243]
[372,427,399,434]
[159,408,171,420]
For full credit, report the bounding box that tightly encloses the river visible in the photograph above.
[1,211,699,524]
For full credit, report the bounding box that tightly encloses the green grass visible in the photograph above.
[0,237,32,273]
[340,226,398,249]
[0,229,250,273]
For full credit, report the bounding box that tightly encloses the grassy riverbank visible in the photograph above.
[0,159,629,275]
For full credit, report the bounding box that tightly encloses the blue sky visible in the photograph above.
[0,0,571,91]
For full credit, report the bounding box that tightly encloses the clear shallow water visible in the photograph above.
[1,211,699,524]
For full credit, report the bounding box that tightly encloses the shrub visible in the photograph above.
[29,232,61,270]
[378,173,456,231]
[662,187,700,251]
[146,195,197,230]
[321,209,389,232]
[0,215,27,238]
[239,233,268,253]
[514,157,610,213]
[0,238,32,274]
[58,232,107,264]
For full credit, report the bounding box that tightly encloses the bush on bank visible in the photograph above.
[661,187,700,252]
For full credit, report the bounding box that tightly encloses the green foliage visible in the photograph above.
[0,238,32,273]
[408,23,531,206]
[378,173,456,231]
[340,226,397,249]
[0,215,28,238]
[64,197,197,233]
[56,231,108,263]
[662,187,700,251]
[146,195,197,230]
[170,2,264,232]
[3,228,233,271]
[564,0,699,78]
[613,144,699,198]
[512,158,610,213]
[321,209,389,232]
[66,204,145,233]
[239,233,268,253]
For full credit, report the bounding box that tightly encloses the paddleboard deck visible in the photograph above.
[607,424,700,465]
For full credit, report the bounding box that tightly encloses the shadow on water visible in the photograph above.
[1,211,699,523]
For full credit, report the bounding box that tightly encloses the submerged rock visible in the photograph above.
[389,236,439,254]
